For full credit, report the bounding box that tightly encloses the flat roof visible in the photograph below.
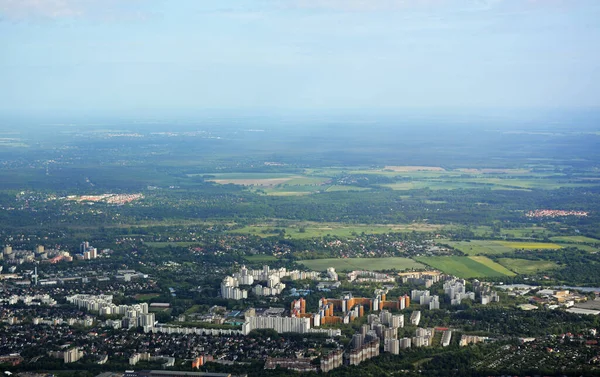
[134,371,232,377]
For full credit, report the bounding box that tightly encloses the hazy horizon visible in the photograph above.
[2,0,600,116]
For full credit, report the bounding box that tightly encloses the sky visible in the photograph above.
[1,0,600,116]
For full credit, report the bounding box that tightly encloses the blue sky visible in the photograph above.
[1,0,599,116]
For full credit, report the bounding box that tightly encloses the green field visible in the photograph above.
[243,255,278,262]
[446,240,562,255]
[133,293,161,301]
[299,257,425,272]
[415,256,516,278]
[497,258,559,274]
[196,167,599,196]
[144,241,201,248]
[231,221,444,239]
[325,185,371,192]
[495,241,562,250]
[550,236,600,243]
[445,240,514,255]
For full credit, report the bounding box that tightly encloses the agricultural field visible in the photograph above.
[133,293,161,301]
[495,241,562,250]
[550,236,600,244]
[414,256,516,278]
[445,240,562,256]
[243,255,278,262]
[468,226,552,239]
[444,240,514,256]
[144,241,201,248]
[497,258,560,275]
[201,167,600,195]
[230,221,445,239]
[298,257,425,272]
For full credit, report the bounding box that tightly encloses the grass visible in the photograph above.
[133,293,161,301]
[184,305,202,315]
[243,255,278,262]
[193,167,600,195]
[550,236,600,243]
[144,241,200,248]
[495,241,562,250]
[445,240,561,255]
[497,258,559,275]
[569,244,599,252]
[469,256,517,276]
[298,257,425,272]
[230,221,444,239]
[414,256,516,278]
[325,185,371,192]
[445,240,514,256]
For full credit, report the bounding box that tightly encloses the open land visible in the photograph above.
[298,257,425,272]
[230,221,444,239]
[414,256,516,278]
[497,258,560,274]
[445,240,562,256]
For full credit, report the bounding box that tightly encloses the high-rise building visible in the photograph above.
[384,338,400,355]
[64,348,83,363]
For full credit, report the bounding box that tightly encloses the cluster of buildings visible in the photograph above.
[311,291,411,327]
[399,271,443,288]
[222,265,340,300]
[65,193,144,205]
[444,278,476,305]
[525,209,588,218]
[33,316,94,327]
[129,353,175,368]
[1,242,107,266]
[265,357,318,373]
[411,289,440,310]
[347,270,394,283]
[63,347,84,363]
[78,241,98,260]
[473,280,500,305]
[459,335,489,347]
[1,245,73,265]
[2,293,57,306]
[67,294,155,331]
[191,355,215,369]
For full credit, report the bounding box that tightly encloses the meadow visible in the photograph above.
[204,166,600,195]
[298,257,425,272]
[243,255,278,262]
[144,241,201,248]
[230,221,444,239]
[445,240,562,256]
[497,258,559,274]
[414,256,516,278]
[550,236,600,244]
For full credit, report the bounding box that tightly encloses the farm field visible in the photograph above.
[201,168,600,195]
[230,221,445,239]
[495,241,562,250]
[325,185,371,192]
[445,240,513,255]
[414,256,516,278]
[144,241,201,248]
[469,226,552,239]
[550,236,600,244]
[243,255,278,262]
[133,293,161,301]
[298,257,425,272]
[445,240,562,255]
[497,258,560,274]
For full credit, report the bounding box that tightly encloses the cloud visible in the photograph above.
[280,0,582,12]
[0,0,83,18]
[0,0,149,20]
